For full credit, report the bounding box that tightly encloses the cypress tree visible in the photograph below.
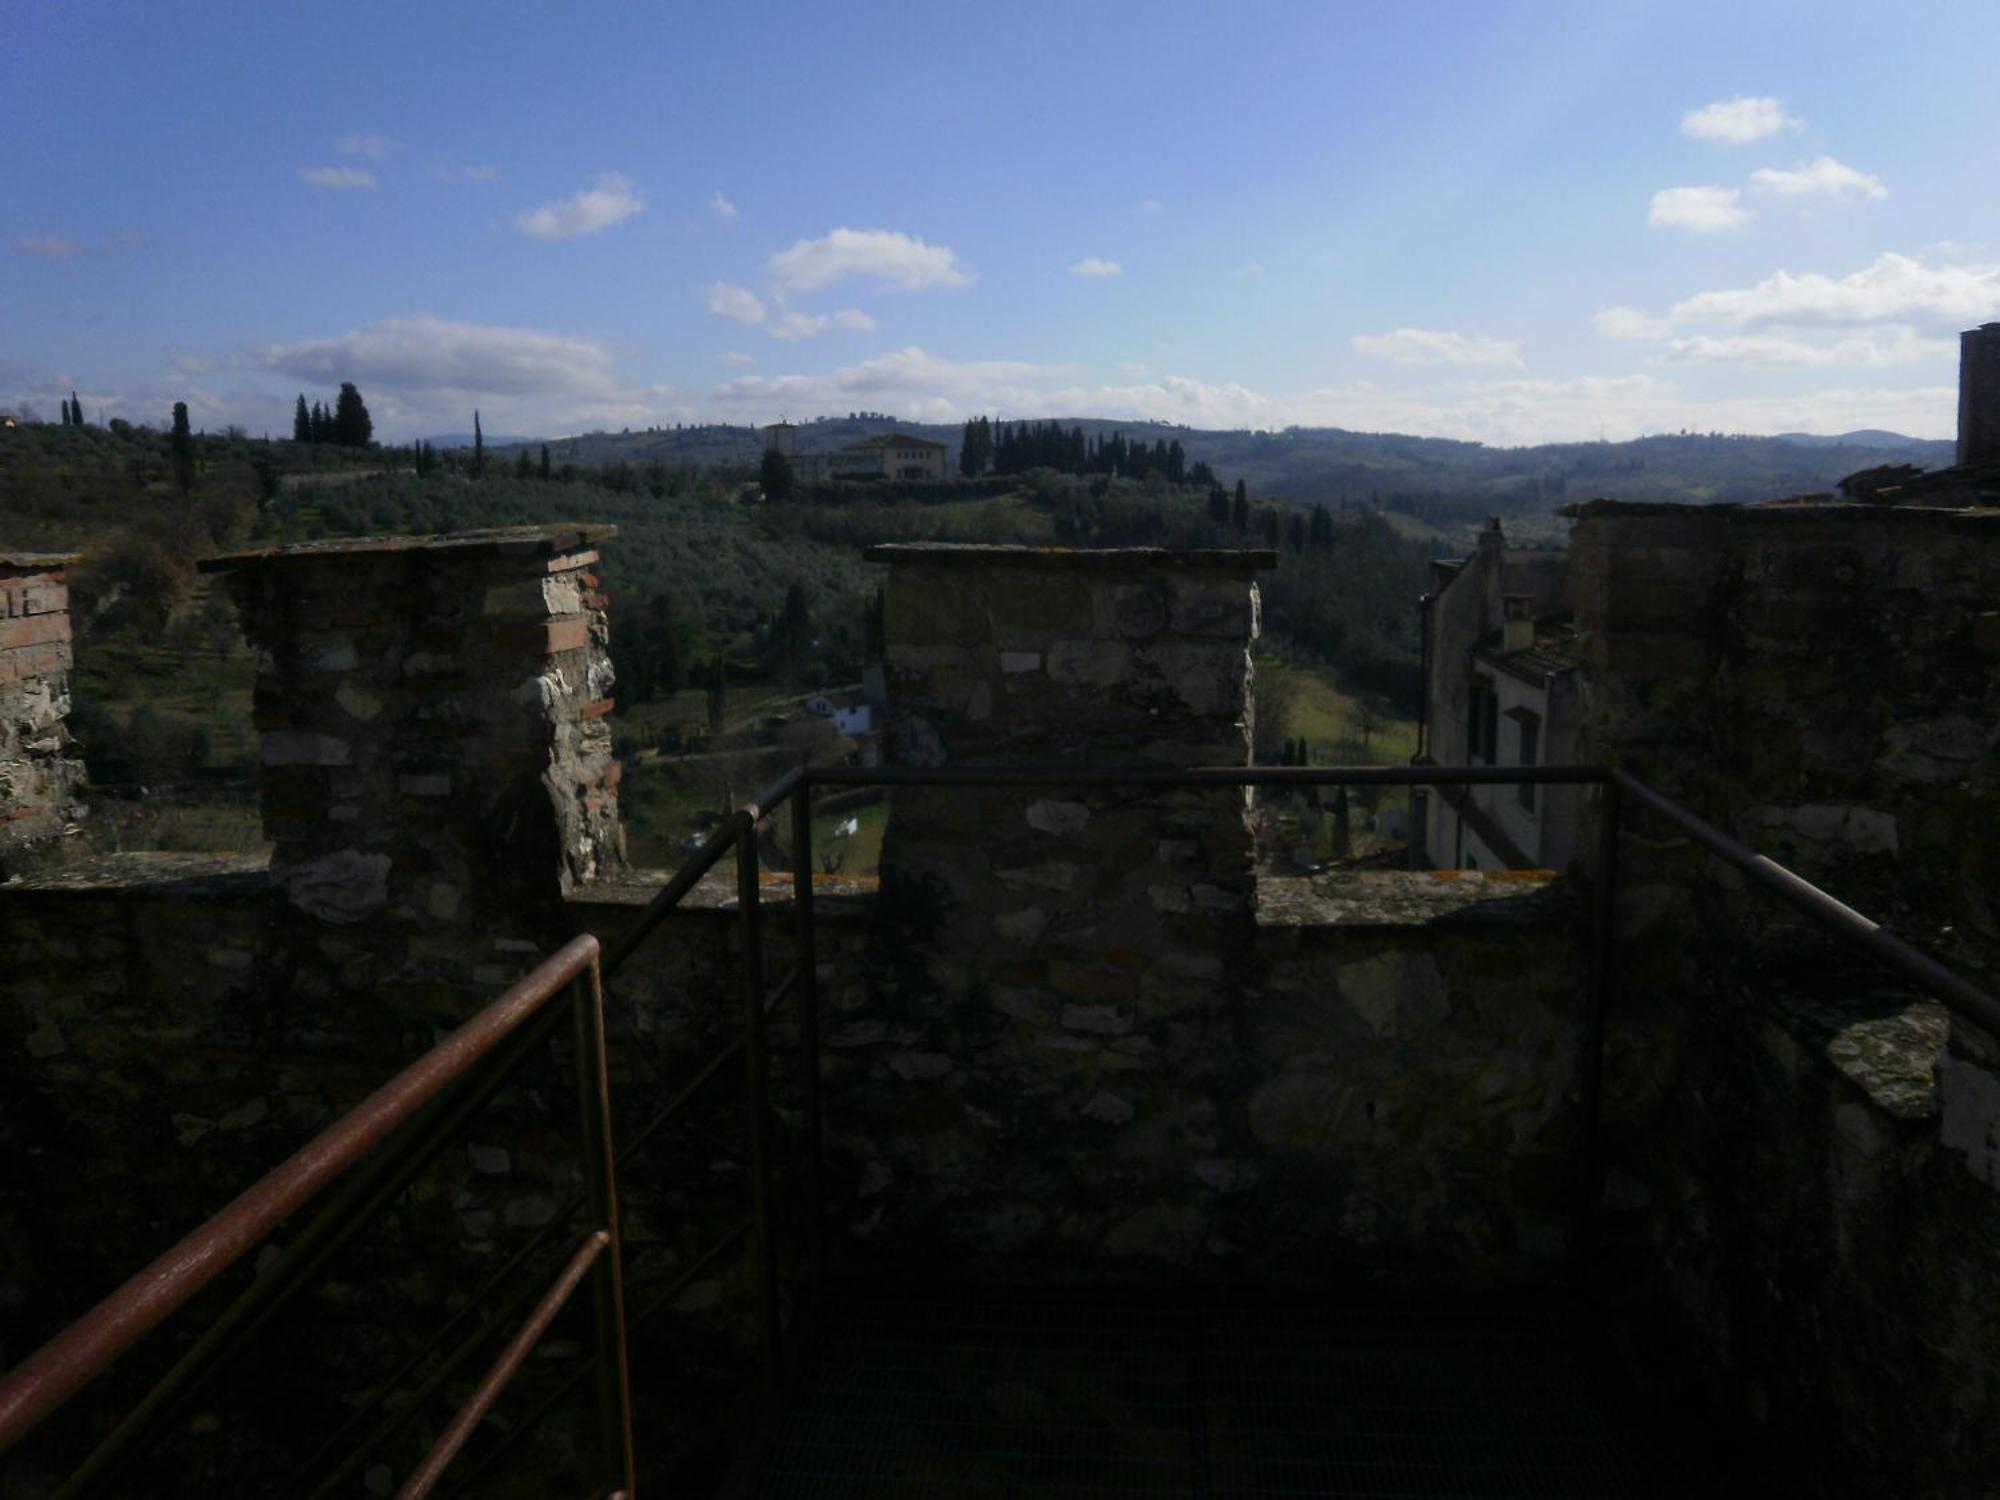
[170,401,194,495]
[1231,479,1249,531]
[332,383,372,448]
[70,391,82,428]
[293,394,310,444]
[515,447,532,479]
[472,410,484,475]
[539,444,552,481]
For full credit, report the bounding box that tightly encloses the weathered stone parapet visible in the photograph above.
[1565,501,2000,968]
[201,526,625,940]
[0,552,87,878]
[872,544,1272,1025]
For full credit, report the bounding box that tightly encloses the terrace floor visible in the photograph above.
[749,1283,1717,1499]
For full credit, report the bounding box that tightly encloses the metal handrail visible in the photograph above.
[0,933,601,1451]
[0,934,638,1500]
[1610,768,2000,1035]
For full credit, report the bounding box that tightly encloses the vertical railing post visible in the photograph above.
[572,952,637,1495]
[1573,774,1621,1270]
[791,785,827,1304]
[737,807,782,1394]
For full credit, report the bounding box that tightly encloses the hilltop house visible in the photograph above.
[1413,518,1580,871]
[761,421,950,482]
[835,432,948,481]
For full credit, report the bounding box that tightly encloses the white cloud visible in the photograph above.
[718,351,757,368]
[14,235,82,258]
[1749,156,1887,200]
[1069,258,1124,278]
[768,309,876,341]
[515,172,644,240]
[1351,328,1524,368]
[1120,361,1152,378]
[712,347,1055,424]
[1594,305,1671,341]
[705,282,767,326]
[301,166,377,190]
[767,228,972,293]
[258,314,620,399]
[1593,252,1988,373]
[1670,252,2000,331]
[438,164,502,184]
[1648,185,1752,233]
[706,350,1960,443]
[337,134,395,158]
[1136,198,1164,214]
[1660,331,1942,367]
[1679,96,1801,144]
[710,190,739,223]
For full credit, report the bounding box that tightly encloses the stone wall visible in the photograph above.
[0,553,86,878]
[873,542,1269,1074]
[205,525,625,991]
[3,857,1593,1426]
[1566,500,2000,972]
[1568,497,2000,1491]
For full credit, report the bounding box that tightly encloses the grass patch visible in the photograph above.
[1260,658,1417,765]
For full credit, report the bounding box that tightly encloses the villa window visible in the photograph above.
[1515,709,1540,810]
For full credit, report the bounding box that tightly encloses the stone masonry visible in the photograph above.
[0,553,86,879]
[1565,497,2000,1493]
[203,525,624,962]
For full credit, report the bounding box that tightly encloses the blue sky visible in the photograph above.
[5,0,1997,444]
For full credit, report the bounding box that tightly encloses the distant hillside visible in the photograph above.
[421,431,538,449]
[1774,429,1935,449]
[491,418,1957,528]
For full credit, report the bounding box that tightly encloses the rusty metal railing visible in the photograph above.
[0,934,637,1499]
[7,757,1997,1495]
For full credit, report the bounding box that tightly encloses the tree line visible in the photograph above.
[291,383,373,448]
[957,418,1215,488]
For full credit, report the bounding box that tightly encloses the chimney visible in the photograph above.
[1477,517,1504,554]
[1959,322,2000,467]
[202,526,623,955]
[0,552,87,876]
[1501,593,1536,653]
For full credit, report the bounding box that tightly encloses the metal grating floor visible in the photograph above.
[754,1285,1695,1499]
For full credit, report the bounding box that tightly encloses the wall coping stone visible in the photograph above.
[199,524,617,572]
[1763,979,1948,1122]
[566,867,879,916]
[864,543,1276,573]
[2,849,270,895]
[563,866,1571,932]
[1257,870,1572,929]
[0,552,84,569]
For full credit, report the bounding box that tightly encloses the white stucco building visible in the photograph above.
[1413,519,1581,872]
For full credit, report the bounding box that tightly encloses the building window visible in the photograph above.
[1466,681,1499,764]
[1516,710,1540,810]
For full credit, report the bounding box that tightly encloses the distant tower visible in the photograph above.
[1958,323,2000,467]
[763,420,797,458]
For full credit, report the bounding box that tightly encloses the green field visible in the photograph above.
[1259,657,1418,766]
